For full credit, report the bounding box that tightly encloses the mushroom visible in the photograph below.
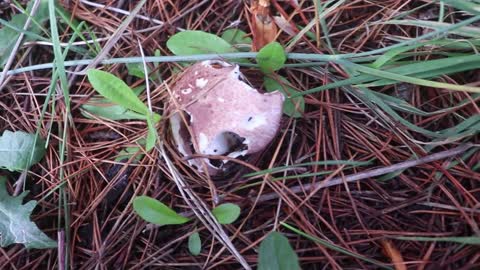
[169,60,284,175]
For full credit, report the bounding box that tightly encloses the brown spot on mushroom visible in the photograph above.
[169,60,284,175]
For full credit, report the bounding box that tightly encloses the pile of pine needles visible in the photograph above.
[0,0,479,269]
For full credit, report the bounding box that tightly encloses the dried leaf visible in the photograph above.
[251,0,277,51]
[273,16,297,36]
[381,240,406,270]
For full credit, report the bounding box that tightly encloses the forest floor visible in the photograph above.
[0,0,479,269]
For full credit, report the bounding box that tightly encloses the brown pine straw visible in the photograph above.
[257,144,474,202]
[0,0,479,269]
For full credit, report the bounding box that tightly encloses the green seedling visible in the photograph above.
[86,69,161,151]
[133,196,242,256]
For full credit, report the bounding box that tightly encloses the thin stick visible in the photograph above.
[257,144,474,202]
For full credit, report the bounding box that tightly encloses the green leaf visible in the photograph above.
[188,231,202,256]
[0,130,45,171]
[222,29,252,45]
[222,29,252,52]
[81,99,148,121]
[211,203,241,224]
[258,232,300,270]
[81,85,150,121]
[0,0,49,68]
[153,49,161,68]
[114,145,144,162]
[256,42,286,74]
[87,69,150,115]
[133,196,190,226]
[145,115,157,151]
[0,177,56,249]
[264,76,304,118]
[126,63,150,78]
[167,30,236,55]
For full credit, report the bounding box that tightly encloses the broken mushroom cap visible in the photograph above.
[170,60,284,174]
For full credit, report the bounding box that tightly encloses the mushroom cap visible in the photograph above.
[170,60,284,173]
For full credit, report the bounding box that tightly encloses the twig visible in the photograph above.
[257,144,475,202]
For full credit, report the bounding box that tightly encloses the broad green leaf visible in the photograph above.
[0,130,45,171]
[0,0,49,67]
[211,203,241,224]
[81,85,151,121]
[188,231,202,256]
[167,30,236,55]
[222,29,252,51]
[257,232,300,270]
[394,236,480,245]
[264,76,304,118]
[133,196,189,226]
[222,29,252,45]
[256,42,286,74]
[87,69,149,115]
[0,177,56,249]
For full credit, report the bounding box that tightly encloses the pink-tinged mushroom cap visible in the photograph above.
[170,60,284,174]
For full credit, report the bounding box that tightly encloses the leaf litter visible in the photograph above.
[0,0,479,269]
